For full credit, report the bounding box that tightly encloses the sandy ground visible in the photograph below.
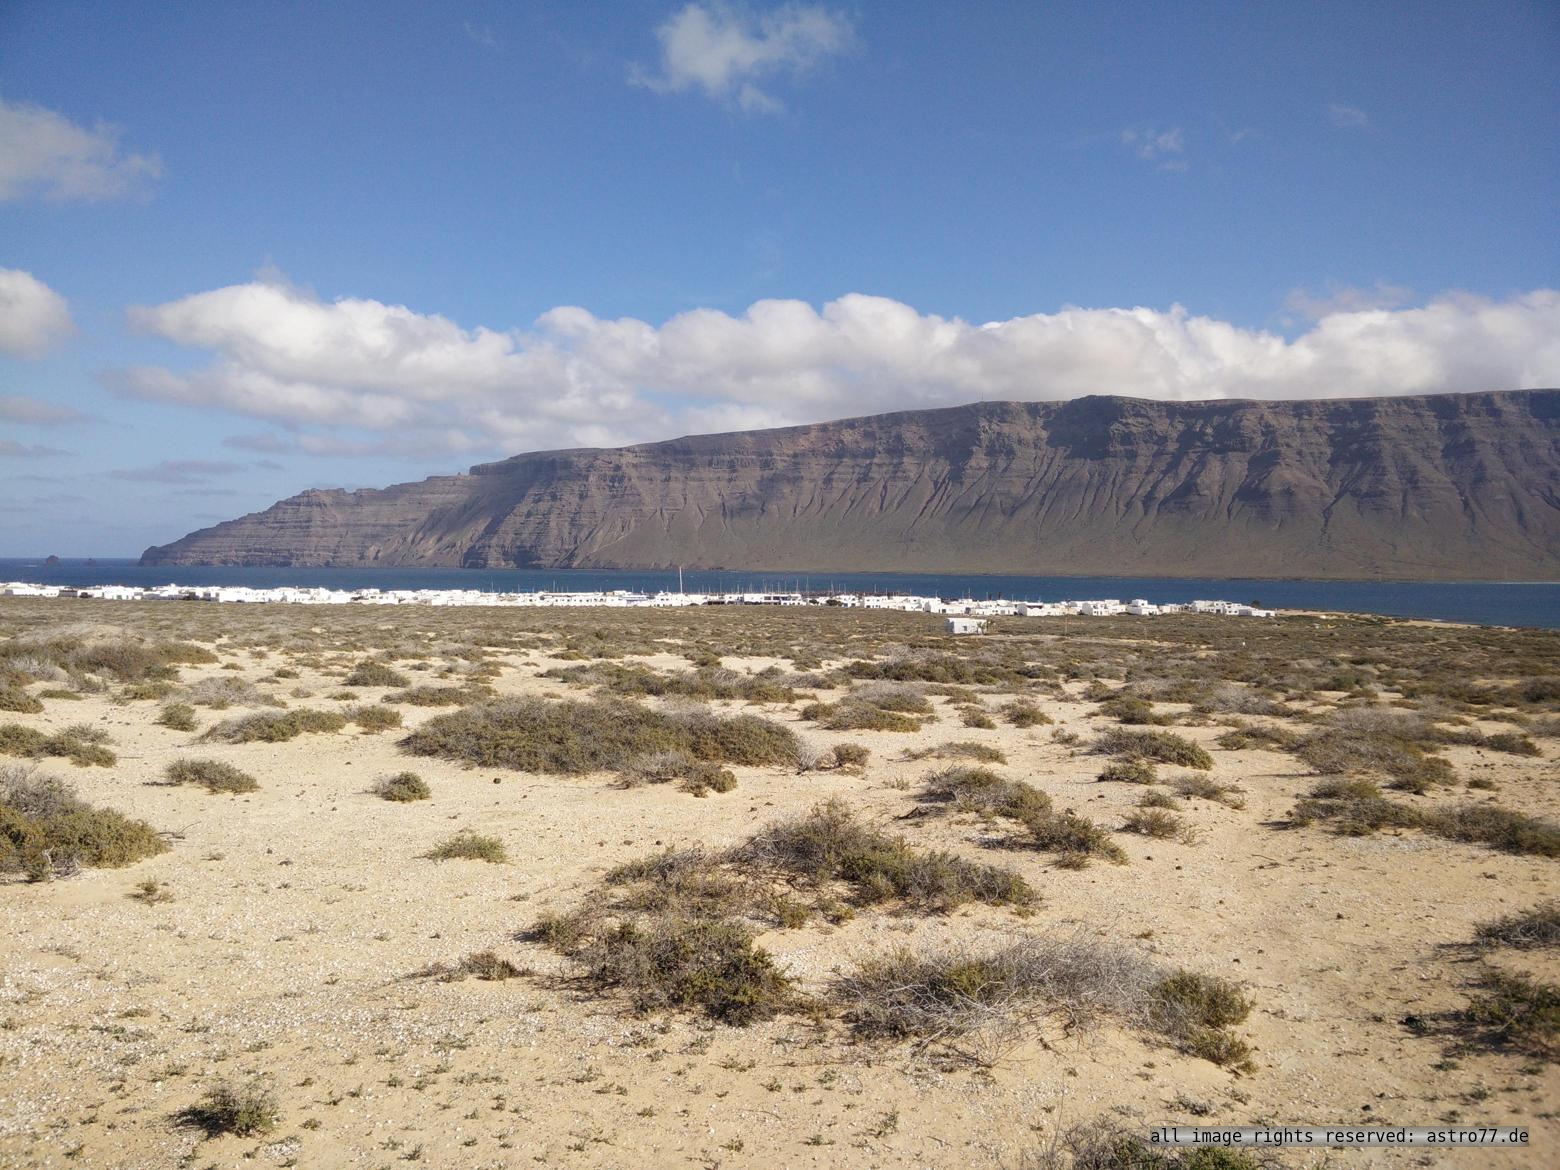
[1,609,1556,1170]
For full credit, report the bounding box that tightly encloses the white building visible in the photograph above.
[945,616,988,635]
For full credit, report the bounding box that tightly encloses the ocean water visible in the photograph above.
[1,559,1555,629]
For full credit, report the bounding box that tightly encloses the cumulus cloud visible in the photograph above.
[109,460,243,484]
[632,2,852,113]
[1329,103,1370,130]
[0,97,161,202]
[0,269,73,358]
[0,393,85,425]
[113,277,1560,459]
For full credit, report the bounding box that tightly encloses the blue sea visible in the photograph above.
[0,558,1555,630]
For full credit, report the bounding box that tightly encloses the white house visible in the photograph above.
[945,617,988,635]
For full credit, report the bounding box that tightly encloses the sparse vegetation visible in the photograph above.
[1001,699,1051,727]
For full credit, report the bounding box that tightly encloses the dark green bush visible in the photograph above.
[156,702,198,731]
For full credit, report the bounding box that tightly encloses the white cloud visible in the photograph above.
[0,268,73,358]
[632,2,852,113]
[0,97,161,202]
[1121,127,1187,170]
[0,393,85,425]
[1329,103,1370,130]
[114,277,1560,459]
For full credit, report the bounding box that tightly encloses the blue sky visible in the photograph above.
[1,0,1557,555]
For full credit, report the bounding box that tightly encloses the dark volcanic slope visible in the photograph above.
[141,390,1560,580]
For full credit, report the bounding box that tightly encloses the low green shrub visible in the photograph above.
[180,1078,279,1136]
[1001,700,1052,728]
[1093,728,1212,770]
[164,758,259,795]
[402,697,798,773]
[343,660,410,688]
[202,708,347,743]
[156,702,198,732]
[375,771,430,802]
[0,765,166,880]
[347,703,402,732]
[1460,970,1559,1058]
[425,831,507,863]
[0,686,42,714]
[1097,759,1157,785]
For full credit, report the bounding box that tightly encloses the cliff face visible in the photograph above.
[141,390,1560,580]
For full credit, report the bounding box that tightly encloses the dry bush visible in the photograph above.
[0,722,116,767]
[833,936,1251,1066]
[829,742,871,770]
[402,697,797,774]
[576,916,793,1025]
[740,799,1034,911]
[164,758,259,795]
[802,700,923,732]
[1137,790,1181,810]
[1021,1120,1274,1169]
[921,766,1053,824]
[1475,902,1560,949]
[343,660,411,688]
[1215,723,1301,751]
[1121,808,1197,843]
[346,703,402,732]
[961,706,997,729]
[0,686,43,714]
[619,751,737,796]
[424,831,507,862]
[374,771,430,802]
[1169,775,1245,808]
[1093,728,1212,770]
[1296,728,1455,791]
[1459,970,1560,1058]
[1001,699,1052,727]
[1194,683,1289,717]
[185,676,271,709]
[544,662,797,704]
[202,708,347,743]
[903,741,1007,763]
[179,1078,279,1137]
[156,702,198,731]
[1096,759,1157,785]
[0,764,166,880]
[1096,695,1171,726]
[389,683,491,707]
[1027,810,1127,866]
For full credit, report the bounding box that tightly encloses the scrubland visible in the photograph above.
[0,596,1556,1168]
